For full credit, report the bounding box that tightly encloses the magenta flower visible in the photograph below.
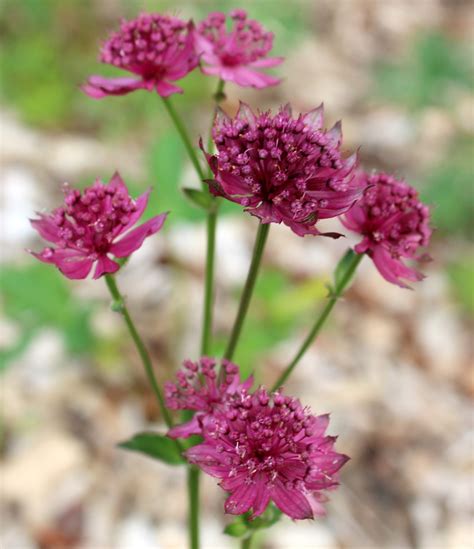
[185,388,349,520]
[165,357,253,439]
[202,102,363,237]
[82,13,198,99]
[341,171,432,288]
[195,9,283,88]
[29,173,167,280]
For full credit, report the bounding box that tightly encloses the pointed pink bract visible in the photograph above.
[195,9,283,88]
[29,173,166,280]
[82,14,198,99]
[184,385,349,520]
[165,357,252,439]
[341,171,432,287]
[203,103,364,237]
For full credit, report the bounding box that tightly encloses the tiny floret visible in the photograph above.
[83,13,198,99]
[185,387,349,520]
[29,173,167,279]
[195,9,283,88]
[341,171,432,287]
[165,357,253,439]
[203,102,363,237]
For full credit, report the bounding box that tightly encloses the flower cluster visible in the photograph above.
[28,4,437,540]
[342,171,432,287]
[29,173,166,279]
[203,102,363,236]
[83,13,198,98]
[83,9,282,99]
[165,357,253,439]
[166,362,349,520]
[195,9,283,88]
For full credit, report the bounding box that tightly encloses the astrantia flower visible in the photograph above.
[341,171,432,287]
[185,388,349,520]
[195,9,283,88]
[83,13,198,99]
[29,173,167,280]
[165,357,253,439]
[202,102,362,237]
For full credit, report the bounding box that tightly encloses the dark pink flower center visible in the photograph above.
[360,174,431,257]
[210,392,328,489]
[165,358,241,412]
[197,9,273,66]
[213,108,345,218]
[100,13,188,78]
[50,183,137,256]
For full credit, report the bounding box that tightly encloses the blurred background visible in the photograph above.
[1,0,473,547]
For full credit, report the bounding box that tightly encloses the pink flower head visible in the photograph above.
[165,357,253,439]
[185,388,349,520]
[29,173,167,280]
[202,102,362,237]
[195,9,283,88]
[82,13,198,99]
[341,171,432,288]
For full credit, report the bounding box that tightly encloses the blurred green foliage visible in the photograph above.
[421,137,474,238]
[214,269,328,378]
[0,264,96,369]
[447,257,474,316]
[376,33,473,110]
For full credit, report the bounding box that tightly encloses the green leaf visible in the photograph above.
[0,263,96,368]
[182,187,213,210]
[118,432,185,465]
[334,248,357,289]
[223,521,248,538]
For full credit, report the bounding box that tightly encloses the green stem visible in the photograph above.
[241,535,253,549]
[200,206,217,355]
[104,274,178,434]
[163,80,226,549]
[272,252,363,391]
[161,96,206,183]
[201,79,225,356]
[224,223,270,361]
[187,466,200,549]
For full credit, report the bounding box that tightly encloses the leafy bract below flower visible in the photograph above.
[341,171,432,288]
[195,9,283,88]
[29,173,167,280]
[83,13,198,99]
[202,102,363,237]
[165,357,253,439]
[185,388,349,520]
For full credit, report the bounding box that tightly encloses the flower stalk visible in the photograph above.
[104,274,179,435]
[162,79,226,549]
[272,250,364,390]
[241,535,253,549]
[224,222,270,361]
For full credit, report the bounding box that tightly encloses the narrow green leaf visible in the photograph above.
[118,432,185,465]
[182,187,212,210]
